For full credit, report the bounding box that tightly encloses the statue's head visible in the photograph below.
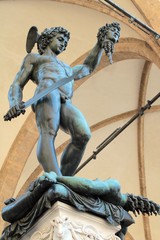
[97,22,121,45]
[37,27,70,55]
[97,22,121,64]
[26,26,70,54]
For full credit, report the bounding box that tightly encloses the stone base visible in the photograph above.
[21,201,121,240]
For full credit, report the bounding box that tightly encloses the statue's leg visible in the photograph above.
[1,172,68,224]
[60,101,91,176]
[2,192,31,223]
[35,88,62,175]
[2,190,44,223]
[2,177,55,223]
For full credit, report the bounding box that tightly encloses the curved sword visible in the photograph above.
[24,70,80,108]
[4,69,81,121]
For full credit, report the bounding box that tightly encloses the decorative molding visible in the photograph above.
[30,215,120,240]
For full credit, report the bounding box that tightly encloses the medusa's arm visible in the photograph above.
[57,176,113,195]
[57,175,128,206]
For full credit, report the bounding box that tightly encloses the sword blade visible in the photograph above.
[24,70,80,109]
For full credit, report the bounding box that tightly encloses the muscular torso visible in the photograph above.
[30,53,74,99]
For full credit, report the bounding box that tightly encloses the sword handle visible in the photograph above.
[4,103,25,121]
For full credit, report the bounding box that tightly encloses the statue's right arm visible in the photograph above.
[9,54,34,107]
[4,54,35,121]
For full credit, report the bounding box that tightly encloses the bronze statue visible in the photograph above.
[4,23,120,176]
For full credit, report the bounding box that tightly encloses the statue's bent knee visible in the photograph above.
[75,132,91,149]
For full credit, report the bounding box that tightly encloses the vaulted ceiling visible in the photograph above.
[0,1,160,239]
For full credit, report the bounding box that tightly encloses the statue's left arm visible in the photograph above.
[72,41,103,80]
[72,22,121,79]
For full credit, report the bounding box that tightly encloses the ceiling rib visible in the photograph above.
[131,0,160,33]
[137,61,152,240]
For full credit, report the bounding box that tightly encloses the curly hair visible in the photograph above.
[37,27,70,55]
[97,22,121,46]
[97,22,121,64]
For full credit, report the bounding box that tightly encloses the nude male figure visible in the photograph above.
[4,23,121,176]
